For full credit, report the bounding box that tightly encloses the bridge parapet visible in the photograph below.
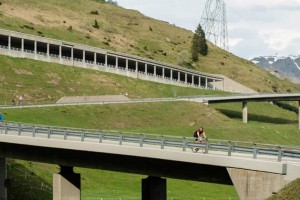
[1,123,300,166]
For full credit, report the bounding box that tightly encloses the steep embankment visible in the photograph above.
[267,179,300,200]
[0,0,299,93]
[0,56,227,104]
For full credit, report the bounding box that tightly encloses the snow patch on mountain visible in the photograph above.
[251,55,300,83]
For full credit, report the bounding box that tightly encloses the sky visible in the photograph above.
[116,0,300,59]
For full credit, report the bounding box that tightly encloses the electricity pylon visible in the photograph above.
[201,0,229,51]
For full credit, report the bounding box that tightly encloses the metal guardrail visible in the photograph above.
[1,123,300,162]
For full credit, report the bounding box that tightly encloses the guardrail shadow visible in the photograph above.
[217,109,298,124]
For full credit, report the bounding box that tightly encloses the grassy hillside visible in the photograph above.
[0,0,300,93]
[3,102,300,145]
[0,56,227,104]
[268,179,300,200]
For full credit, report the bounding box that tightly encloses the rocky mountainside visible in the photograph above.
[251,55,300,83]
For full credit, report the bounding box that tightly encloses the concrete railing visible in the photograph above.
[1,122,300,162]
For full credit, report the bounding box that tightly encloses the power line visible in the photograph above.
[201,0,229,51]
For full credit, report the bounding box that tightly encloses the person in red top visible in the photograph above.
[192,127,208,153]
[194,127,207,142]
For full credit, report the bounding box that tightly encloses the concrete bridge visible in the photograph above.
[1,123,300,200]
[0,29,230,92]
[198,93,300,126]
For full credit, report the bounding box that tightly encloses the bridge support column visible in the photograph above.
[142,176,166,200]
[47,43,50,57]
[34,40,37,54]
[53,166,81,200]
[192,75,194,86]
[21,38,24,52]
[105,54,108,66]
[71,47,74,63]
[8,36,11,50]
[227,168,289,200]
[242,101,248,123]
[59,45,62,62]
[115,56,118,68]
[0,157,7,200]
[82,50,85,64]
[199,76,201,88]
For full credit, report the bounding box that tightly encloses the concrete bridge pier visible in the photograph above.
[0,157,7,200]
[142,176,166,200]
[242,101,248,123]
[53,166,81,200]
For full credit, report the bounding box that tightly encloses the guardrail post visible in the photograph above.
[47,127,51,139]
[64,129,67,140]
[278,146,282,162]
[4,123,8,135]
[119,132,123,145]
[228,141,232,156]
[161,135,165,149]
[18,124,21,136]
[204,139,209,154]
[183,137,187,152]
[81,132,85,141]
[253,143,257,159]
[140,134,144,147]
[32,126,36,137]
[99,131,103,143]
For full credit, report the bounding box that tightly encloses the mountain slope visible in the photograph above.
[251,55,300,83]
[1,0,300,93]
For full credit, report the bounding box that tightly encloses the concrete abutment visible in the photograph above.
[242,101,248,123]
[227,167,289,200]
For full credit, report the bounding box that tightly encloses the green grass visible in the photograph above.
[7,160,55,200]
[3,101,300,145]
[1,0,300,93]
[0,56,227,104]
[267,179,300,200]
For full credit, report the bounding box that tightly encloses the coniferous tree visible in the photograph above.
[191,34,200,62]
[191,24,208,62]
[195,24,208,56]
